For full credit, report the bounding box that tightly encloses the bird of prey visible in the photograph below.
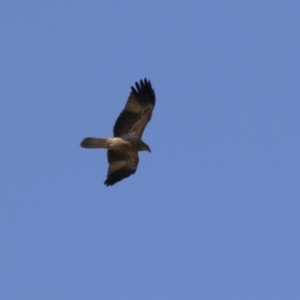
[80,78,156,186]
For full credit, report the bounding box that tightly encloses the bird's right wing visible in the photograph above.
[104,149,139,186]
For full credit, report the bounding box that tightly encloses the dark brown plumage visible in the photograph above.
[80,78,155,186]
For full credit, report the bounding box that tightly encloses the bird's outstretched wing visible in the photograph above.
[113,78,155,139]
[104,149,139,186]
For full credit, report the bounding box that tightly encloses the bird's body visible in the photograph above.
[80,78,155,186]
[81,136,149,151]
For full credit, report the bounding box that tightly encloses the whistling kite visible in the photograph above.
[80,78,155,186]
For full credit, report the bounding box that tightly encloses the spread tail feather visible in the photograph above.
[80,137,109,149]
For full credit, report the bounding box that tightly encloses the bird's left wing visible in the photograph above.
[113,78,155,139]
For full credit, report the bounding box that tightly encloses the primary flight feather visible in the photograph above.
[80,78,156,186]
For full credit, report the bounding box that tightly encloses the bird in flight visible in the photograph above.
[80,78,156,186]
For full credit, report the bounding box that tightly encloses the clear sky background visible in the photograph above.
[1,1,299,299]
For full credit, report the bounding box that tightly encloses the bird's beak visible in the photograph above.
[148,148,151,153]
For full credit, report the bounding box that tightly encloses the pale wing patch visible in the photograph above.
[129,106,153,137]
[127,151,139,169]
[125,96,142,113]
[121,132,139,140]
[108,160,127,174]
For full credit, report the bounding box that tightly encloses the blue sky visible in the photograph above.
[1,1,299,299]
